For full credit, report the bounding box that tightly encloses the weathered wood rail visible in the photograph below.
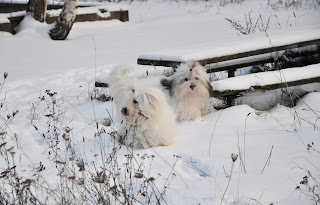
[0,3,66,13]
[206,43,320,77]
[95,82,109,88]
[137,39,320,78]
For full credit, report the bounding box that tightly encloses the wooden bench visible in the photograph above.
[136,38,320,105]
[0,4,129,34]
[137,39,320,77]
[94,37,320,106]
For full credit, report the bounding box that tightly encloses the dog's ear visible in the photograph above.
[191,61,201,69]
[160,78,174,96]
[160,78,171,87]
[144,93,160,113]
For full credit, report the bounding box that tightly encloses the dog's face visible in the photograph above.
[161,62,213,100]
[121,90,160,126]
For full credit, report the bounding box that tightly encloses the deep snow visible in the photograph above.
[1,0,320,204]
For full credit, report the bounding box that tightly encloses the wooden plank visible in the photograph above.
[0,3,69,13]
[95,82,109,87]
[46,10,128,24]
[206,57,271,73]
[7,16,24,34]
[0,2,125,13]
[212,76,320,97]
[137,39,320,68]
[206,44,320,73]
[200,39,320,65]
[0,22,13,33]
[137,59,181,68]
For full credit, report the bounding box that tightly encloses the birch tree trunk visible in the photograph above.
[27,0,47,22]
[49,0,79,40]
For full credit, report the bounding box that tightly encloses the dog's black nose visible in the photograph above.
[190,83,195,90]
[121,107,128,116]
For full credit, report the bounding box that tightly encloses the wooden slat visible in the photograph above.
[206,44,320,74]
[200,39,320,65]
[137,59,181,68]
[137,39,320,69]
[212,76,320,97]
[95,82,109,87]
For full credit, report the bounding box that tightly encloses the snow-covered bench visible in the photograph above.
[135,36,320,105]
[137,38,320,78]
[96,35,320,106]
[0,4,128,34]
[95,40,320,87]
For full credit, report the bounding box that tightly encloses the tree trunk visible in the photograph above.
[27,0,47,22]
[49,0,79,40]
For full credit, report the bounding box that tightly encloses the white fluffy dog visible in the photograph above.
[108,66,178,148]
[160,61,213,121]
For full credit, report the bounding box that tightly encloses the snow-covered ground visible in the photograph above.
[1,0,320,204]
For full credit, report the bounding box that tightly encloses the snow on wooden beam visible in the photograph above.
[212,76,320,97]
[210,63,320,105]
[94,65,172,88]
[201,39,320,65]
[137,39,320,74]
[46,6,129,24]
[95,82,109,88]
[206,44,320,73]
[0,2,127,13]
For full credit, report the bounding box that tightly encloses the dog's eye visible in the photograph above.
[133,99,138,104]
[184,78,188,81]
[195,77,198,80]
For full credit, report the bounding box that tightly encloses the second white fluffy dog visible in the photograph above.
[161,61,213,121]
[108,66,178,148]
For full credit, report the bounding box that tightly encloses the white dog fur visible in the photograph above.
[108,66,178,148]
[160,61,213,121]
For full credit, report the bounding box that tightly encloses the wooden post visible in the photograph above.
[226,96,234,106]
[228,69,235,78]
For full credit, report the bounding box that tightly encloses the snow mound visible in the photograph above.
[14,15,54,39]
